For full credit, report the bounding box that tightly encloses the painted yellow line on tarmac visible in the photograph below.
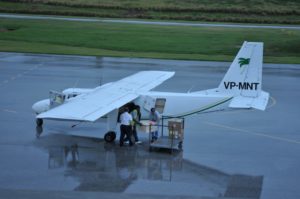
[3,109,17,113]
[267,96,276,109]
[204,121,300,145]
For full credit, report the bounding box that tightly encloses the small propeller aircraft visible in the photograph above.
[32,41,269,142]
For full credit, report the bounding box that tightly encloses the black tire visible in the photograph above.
[104,131,116,143]
[36,118,43,126]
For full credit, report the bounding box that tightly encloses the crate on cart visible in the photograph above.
[148,118,184,153]
[168,119,184,140]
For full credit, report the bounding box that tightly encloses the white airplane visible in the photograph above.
[32,41,269,142]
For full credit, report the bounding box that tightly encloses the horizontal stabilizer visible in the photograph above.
[251,91,270,111]
[229,91,269,111]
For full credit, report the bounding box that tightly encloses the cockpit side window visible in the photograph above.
[67,94,78,99]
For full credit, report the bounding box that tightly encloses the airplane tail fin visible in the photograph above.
[217,41,269,110]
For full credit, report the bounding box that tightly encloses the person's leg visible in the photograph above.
[119,125,125,146]
[151,132,154,142]
[133,125,142,144]
[154,130,158,140]
[123,135,129,142]
[126,126,134,146]
[133,125,138,141]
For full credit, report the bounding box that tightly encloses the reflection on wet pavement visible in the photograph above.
[33,129,263,198]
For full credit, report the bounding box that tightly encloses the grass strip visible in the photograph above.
[0,18,299,63]
[0,0,300,24]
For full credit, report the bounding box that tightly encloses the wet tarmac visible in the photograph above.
[0,52,299,199]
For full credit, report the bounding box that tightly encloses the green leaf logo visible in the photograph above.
[238,57,250,68]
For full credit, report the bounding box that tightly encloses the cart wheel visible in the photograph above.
[104,131,116,143]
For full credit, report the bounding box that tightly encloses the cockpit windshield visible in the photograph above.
[49,90,65,108]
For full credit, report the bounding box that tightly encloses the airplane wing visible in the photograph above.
[37,71,175,122]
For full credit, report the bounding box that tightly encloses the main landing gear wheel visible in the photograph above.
[36,118,43,126]
[104,131,116,143]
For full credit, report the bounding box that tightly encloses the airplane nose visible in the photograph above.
[32,99,50,114]
[32,101,42,114]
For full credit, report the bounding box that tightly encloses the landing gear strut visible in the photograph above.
[35,118,43,138]
[104,131,116,143]
[36,118,43,126]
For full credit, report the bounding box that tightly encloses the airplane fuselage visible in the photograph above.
[135,91,233,118]
[33,87,233,120]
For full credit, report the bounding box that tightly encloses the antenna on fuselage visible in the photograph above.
[99,75,102,86]
[73,79,79,89]
[187,85,195,93]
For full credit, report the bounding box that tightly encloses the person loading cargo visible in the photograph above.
[149,107,161,142]
[119,107,134,147]
[131,105,143,144]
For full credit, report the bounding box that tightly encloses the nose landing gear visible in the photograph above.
[35,118,43,138]
[36,118,43,126]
